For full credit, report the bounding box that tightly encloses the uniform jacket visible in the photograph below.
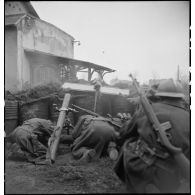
[114,99,190,193]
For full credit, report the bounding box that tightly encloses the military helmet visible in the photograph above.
[155,79,185,98]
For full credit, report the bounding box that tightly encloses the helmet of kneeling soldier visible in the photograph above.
[155,79,185,99]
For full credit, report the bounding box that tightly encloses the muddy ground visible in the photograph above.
[5,144,128,194]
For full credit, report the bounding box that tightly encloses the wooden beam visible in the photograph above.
[88,68,91,81]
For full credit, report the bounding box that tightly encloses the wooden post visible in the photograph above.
[88,68,91,81]
[93,80,101,112]
[48,93,71,163]
[94,89,98,112]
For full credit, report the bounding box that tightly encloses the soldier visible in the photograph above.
[70,113,131,163]
[6,118,54,163]
[114,79,190,193]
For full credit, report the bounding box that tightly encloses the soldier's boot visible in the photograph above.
[107,141,118,161]
[79,149,97,163]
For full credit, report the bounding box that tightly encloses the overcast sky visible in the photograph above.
[31,1,189,84]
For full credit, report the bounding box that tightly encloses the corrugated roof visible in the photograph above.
[5,14,25,26]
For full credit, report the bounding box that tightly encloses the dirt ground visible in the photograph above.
[5,144,128,194]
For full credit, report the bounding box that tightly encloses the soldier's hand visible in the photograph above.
[116,113,132,121]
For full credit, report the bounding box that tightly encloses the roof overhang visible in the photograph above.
[5,14,26,26]
[24,49,116,73]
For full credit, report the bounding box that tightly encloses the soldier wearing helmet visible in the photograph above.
[153,79,189,110]
[114,78,190,193]
[155,79,185,98]
[5,118,55,164]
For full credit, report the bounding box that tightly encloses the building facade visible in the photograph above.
[5,1,75,91]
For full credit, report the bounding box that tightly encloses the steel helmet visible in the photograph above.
[155,79,185,98]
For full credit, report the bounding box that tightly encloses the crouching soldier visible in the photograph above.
[70,113,131,163]
[6,118,54,163]
[114,79,190,193]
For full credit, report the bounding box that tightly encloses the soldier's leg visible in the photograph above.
[72,146,95,160]
[31,134,48,157]
[16,132,36,161]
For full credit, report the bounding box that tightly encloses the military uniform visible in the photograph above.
[10,118,54,162]
[114,79,190,193]
[71,115,121,162]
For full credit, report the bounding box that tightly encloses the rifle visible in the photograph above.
[129,74,190,182]
[72,104,122,128]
